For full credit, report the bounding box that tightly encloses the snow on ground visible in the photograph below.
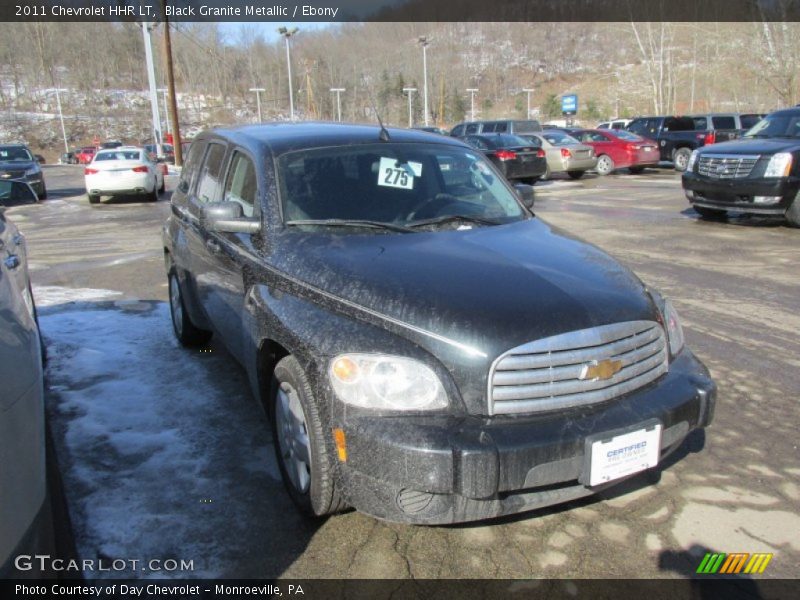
[38,290,307,578]
[34,285,122,307]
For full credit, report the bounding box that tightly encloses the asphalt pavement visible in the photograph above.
[6,164,799,580]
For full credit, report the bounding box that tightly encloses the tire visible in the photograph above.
[270,355,346,518]
[694,205,727,220]
[785,196,800,228]
[567,170,585,180]
[168,269,212,346]
[595,154,615,176]
[148,185,159,202]
[541,164,551,181]
[673,148,692,172]
[521,176,540,185]
[38,185,47,200]
[158,176,165,194]
[87,193,100,205]
[628,166,645,174]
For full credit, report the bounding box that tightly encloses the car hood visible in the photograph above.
[273,218,657,362]
[0,160,36,171]
[702,137,800,154]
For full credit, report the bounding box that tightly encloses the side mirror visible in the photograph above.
[514,183,535,210]
[0,180,39,207]
[201,202,260,234]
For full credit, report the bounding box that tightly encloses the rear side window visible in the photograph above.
[481,123,497,133]
[580,131,607,142]
[598,123,609,129]
[512,120,542,133]
[711,116,736,129]
[611,121,626,129]
[177,141,206,194]
[223,152,257,218]
[493,122,509,133]
[195,143,227,203]
[664,117,695,131]
[740,114,763,129]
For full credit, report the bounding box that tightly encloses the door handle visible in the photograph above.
[205,239,221,253]
[4,255,20,270]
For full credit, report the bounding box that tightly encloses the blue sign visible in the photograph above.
[562,94,578,115]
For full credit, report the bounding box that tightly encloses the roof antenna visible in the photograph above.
[362,74,391,141]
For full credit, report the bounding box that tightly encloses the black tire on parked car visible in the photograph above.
[785,196,800,228]
[149,185,159,202]
[168,269,212,346]
[158,176,165,194]
[628,166,646,174]
[521,176,540,185]
[673,148,692,172]
[541,164,551,181]
[596,154,615,176]
[38,185,47,200]
[694,206,727,220]
[87,194,100,204]
[269,355,346,518]
[567,170,585,180]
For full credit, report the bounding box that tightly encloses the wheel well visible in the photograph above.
[257,339,290,408]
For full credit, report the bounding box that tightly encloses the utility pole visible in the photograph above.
[329,88,345,122]
[53,87,68,153]
[402,87,417,127]
[466,88,479,121]
[418,37,430,126]
[249,88,265,122]
[157,88,170,137]
[141,22,162,157]
[522,88,535,119]
[161,4,182,166]
[278,27,299,120]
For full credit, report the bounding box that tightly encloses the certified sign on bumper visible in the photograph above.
[588,423,662,486]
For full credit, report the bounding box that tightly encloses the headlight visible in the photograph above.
[764,153,793,177]
[687,149,699,172]
[329,353,448,411]
[25,166,40,176]
[662,299,685,358]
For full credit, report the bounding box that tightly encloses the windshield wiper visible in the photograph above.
[407,214,503,228]
[285,219,414,233]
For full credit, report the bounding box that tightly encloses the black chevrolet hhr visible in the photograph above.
[163,122,716,524]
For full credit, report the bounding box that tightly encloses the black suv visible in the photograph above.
[0,144,46,199]
[627,114,756,171]
[450,119,543,138]
[682,107,800,226]
[163,122,715,524]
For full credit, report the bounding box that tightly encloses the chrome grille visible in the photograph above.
[0,169,27,179]
[697,154,759,179]
[489,321,668,415]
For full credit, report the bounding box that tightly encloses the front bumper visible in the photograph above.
[682,172,799,215]
[335,350,715,524]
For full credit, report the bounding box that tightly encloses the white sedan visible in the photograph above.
[84,147,165,204]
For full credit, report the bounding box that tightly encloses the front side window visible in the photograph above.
[711,116,736,129]
[195,143,227,203]
[223,152,257,217]
[178,141,206,194]
[278,143,525,229]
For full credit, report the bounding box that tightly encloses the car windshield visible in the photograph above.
[743,114,800,139]
[0,147,33,161]
[278,143,525,230]
[540,132,580,146]
[608,130,643,142]
[95,150,142,161]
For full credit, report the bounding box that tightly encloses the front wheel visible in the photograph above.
[595,155,615,176]
[673,148,692,172]
[785,196,800,228]
[694,205,727,220]
[158,177,165,194]
[270,355,345,518]
[168,270,212,346]
[567,170,585,180]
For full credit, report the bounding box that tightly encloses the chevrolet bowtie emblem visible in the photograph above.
[579,359,623,381]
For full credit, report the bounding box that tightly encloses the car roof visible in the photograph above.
[198,122,467,154]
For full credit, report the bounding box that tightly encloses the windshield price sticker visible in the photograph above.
[378,157,422,190]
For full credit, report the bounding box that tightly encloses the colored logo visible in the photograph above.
[696,552,773,575]
[579,359,623,382]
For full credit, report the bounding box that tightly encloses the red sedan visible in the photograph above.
[75,146,97,165]
[571,129,660,175]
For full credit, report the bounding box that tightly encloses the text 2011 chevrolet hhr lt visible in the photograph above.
[163,123,716,524]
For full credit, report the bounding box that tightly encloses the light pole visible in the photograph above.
[157,87,170,138]
[418,37,430,126]
[249,87,265,122]
[329,88,345,122]
[53,87,68,153]
[277,27,299,120]
[402,87,417,127]
[522,88,535,118]
[466,88,479,122]
[140,22,163,156]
